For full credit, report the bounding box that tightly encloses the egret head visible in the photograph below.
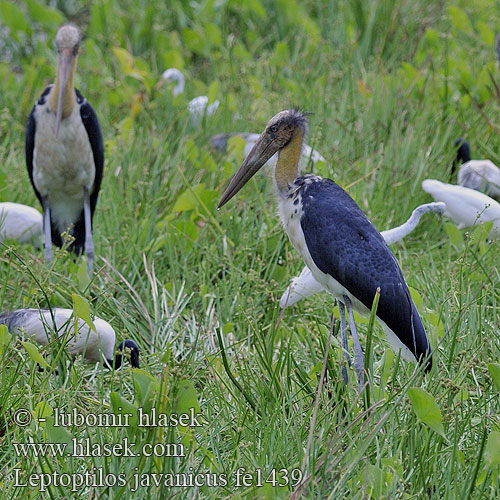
[54,25,81,136]
[218,109,308,208]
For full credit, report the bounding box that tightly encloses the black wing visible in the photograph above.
[300,179,431,369]
[76,89,104,217]
[25,86,52,207]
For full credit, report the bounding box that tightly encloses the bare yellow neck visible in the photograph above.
[49,57,77,120]
[275,127,304,192]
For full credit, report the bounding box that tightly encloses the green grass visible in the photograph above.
[0,0,499,498]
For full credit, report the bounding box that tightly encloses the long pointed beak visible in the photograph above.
[218,134,278,208]
[55,48,73,138]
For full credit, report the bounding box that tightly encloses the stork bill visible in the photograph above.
[219,109,432,391]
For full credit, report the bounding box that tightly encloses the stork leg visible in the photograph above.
[343,295,364,393]
[337,300,351,385]
[41,196,52,263]
[83,186,94,274]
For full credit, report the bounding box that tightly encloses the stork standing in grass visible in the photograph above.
[218,109,432,391]
[26,25,104,273]
[0,308,139,369]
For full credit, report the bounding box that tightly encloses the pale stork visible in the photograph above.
[211,132,326,170]
[280,202,446,308]
[454,139,500,201]
[422,179,500,239]
[0,202,43,245]
[0,308,139,369]
[218,109,432,390]
[26,25,104,273]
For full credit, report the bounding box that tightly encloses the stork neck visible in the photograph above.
[49,57,77,120]
[275,127,304,193]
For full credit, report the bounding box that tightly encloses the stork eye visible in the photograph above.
[270,125,278,133]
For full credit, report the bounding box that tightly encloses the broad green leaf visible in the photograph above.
[207,80,219,105]
[205,23,222,48]
[448,6,472,33]
[0,324,12,354]
[407,387,445,437]
[176,379,201,415]
[444,222,463,248]
[163,49,184,70]
[110,392,138,428]
[72,294,96,333]
[44,415,73,454]
[132,369,158,411]
[113,47,134,73]
[366,464,385,498]
[21,341,50,368]
[409,287,423,308]
[485,431,500,468]
[76,259,90,291]
[488,363,500,391]
[172,184,206,212]
[182,28,204,55]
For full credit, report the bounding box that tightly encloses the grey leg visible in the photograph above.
[41,196,52,263]
[337,300,351,385]
[83,186,94,274]
[343,295,364,393]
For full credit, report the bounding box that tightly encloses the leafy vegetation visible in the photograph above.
[0,0,499,498]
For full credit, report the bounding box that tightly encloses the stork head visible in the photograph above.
[54,24,81,136]
[218,109,308,208]
[105,339,140,370]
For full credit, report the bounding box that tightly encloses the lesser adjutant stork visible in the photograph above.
[218,109,432,391]
[0,308,139,369]
[26,25,104,273]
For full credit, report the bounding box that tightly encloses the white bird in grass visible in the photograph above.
[26,25,104,274]
[0,308,139,369]
[280,202,446,308]
[218,109,432,391]
[454,139,500,201]
[161,68,219,122]
[211,132,326,171]
[422,179,500,239]
[0,202,43,245]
